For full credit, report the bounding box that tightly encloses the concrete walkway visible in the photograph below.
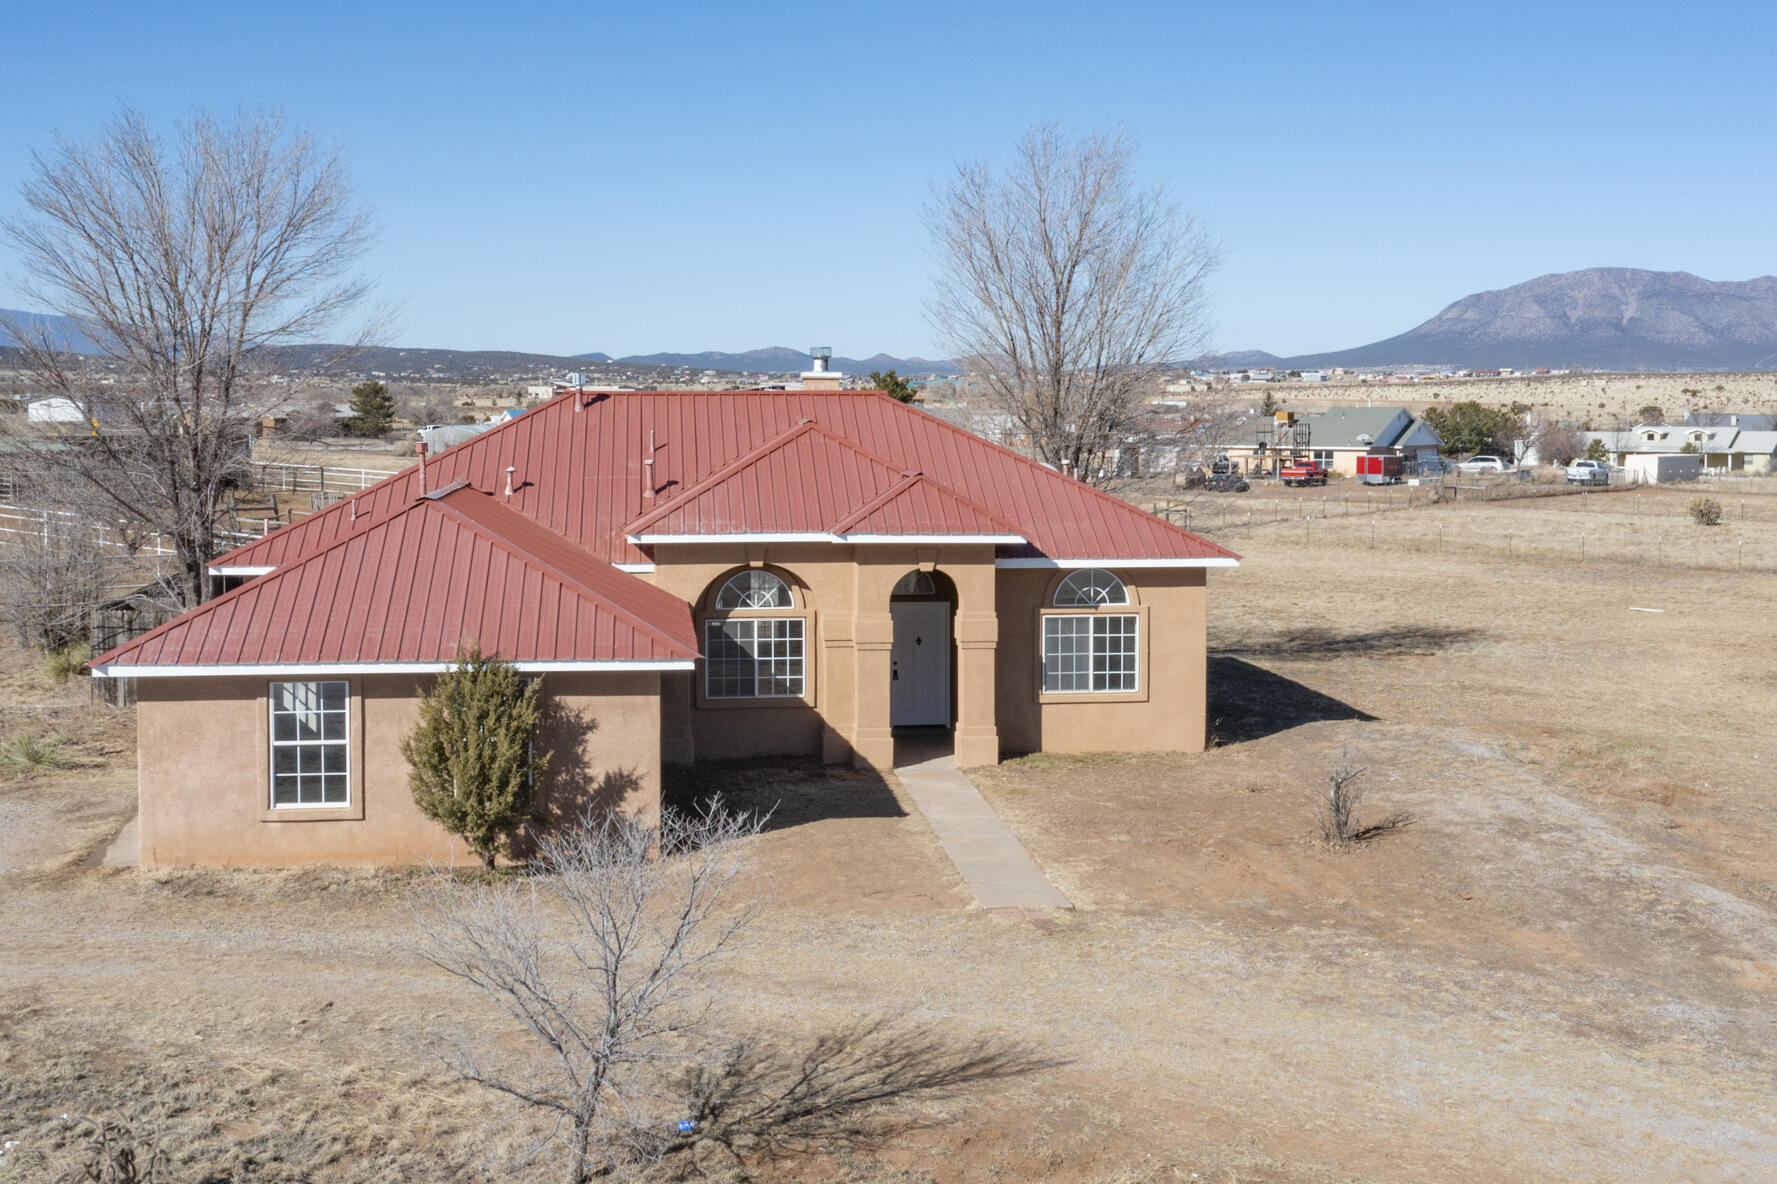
[89,815,138,868]
[893,735,1071,910]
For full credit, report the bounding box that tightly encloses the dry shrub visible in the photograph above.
[1688,496,1723,526]
[1316,748,1412,847]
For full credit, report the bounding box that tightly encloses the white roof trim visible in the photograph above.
[995,557,1240,569]
[836,533,1025,545]
[612,562,656,573]
[209,565,275,577]
[90,659,696,679]
[631,532,1026,545]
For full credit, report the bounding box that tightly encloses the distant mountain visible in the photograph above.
[1277,269,1777,371]
[585,346,963,376]
[0,308,99,354]
[1189,349,1286,370]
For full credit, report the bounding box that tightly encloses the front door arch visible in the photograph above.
[889,570,955,727]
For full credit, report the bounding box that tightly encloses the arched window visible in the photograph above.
[1053,568,1128,606]
[892,570,936,597]
[1043,569,1137,694]
[714,569,792,610]
[705,570,804,699]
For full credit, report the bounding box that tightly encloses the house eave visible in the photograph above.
[90,659,697,679]
[994,557,1240,569]
[630,532,1028,546]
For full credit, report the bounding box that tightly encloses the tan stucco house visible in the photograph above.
[92,387,1239,867]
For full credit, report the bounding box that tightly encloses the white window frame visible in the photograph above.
[704,617,807,699]
[1311,449,1335,465]
[714,570,793,610]
[1052,568,1129,607]
[268,680,351,809]
[1041,613,1140,694]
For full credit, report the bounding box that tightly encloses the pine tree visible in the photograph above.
[868,369,917,403]
[348,379,395,437]
[402,643,549,869]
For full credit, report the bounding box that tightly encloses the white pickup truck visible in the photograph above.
[1565,459,1611,486]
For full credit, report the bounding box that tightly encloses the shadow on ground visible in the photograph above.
[1208,656,1377,745]
[667,1016,1059,1174]
[665,758,907,834]
[1215,624,1485,660]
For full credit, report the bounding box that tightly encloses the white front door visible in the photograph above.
[890,601,951,727]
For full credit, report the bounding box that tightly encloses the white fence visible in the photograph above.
[0,504,269,559]
[252,461,391,498]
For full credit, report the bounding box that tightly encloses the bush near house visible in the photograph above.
[1688,497,1723,526]
[401,644,550,869]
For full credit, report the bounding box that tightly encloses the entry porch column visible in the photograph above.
[951,557,1000,767]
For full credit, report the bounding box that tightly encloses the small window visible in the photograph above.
[1053,569,1128,607]
[714,570,792,609]
[270,681,349,807]
[892,570,936,597]
[1311,449,1335,465]
[1043,615,1139,693]
[705,618,805,698]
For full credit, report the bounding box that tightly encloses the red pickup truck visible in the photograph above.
[1279,460,1329,487]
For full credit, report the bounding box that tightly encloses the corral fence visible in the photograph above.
[251,461,390,500]
[0,503,269,560]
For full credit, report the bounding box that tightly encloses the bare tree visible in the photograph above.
[927,124,1217,484]
[410,800,765,1183]
[0,486,125,651]
[1,107,379,608]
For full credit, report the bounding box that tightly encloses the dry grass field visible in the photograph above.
[1253,370,1777,424]
[3,487,1776,1182]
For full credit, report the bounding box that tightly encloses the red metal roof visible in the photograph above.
[212,390,1238,571]
[96,484,698,671]
[623,419,1023,539]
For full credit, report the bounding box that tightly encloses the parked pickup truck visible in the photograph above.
[1565,459,1611,486]
[1279,460,1329,487]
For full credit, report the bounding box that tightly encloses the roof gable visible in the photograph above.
[1310,406,1414,448]
[97,485,698,673]
[625,418,1024,542]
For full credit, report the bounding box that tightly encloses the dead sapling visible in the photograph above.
[1317,748,1413,847]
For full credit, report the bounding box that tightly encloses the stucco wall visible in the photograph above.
[135,671,661,869]
[993,567,1207,756]
[640,542,1001,768]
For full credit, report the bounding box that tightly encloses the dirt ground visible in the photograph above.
[3,491,1776,1182]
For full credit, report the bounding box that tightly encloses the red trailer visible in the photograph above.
[1356,454,1402,485]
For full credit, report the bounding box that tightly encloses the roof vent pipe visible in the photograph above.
[416,441,429,496]
[504,465,516,500]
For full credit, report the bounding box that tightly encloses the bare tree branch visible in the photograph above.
[0,106,382,607]
[927,124,1218,484]
[409,799,766,1183]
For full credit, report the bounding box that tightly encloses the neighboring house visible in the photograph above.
[1682,412,1777,431]
[91,389,1240,868]
[1581,423,1777,474]
[1226,406,1444,475]
[417,422,494,451]
[25,395,131,425]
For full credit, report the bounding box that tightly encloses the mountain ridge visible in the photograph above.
[1251,269,1777,371]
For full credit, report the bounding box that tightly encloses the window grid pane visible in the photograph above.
[1042,615,1138,694]
[1053,568,1128,606]
[270,680,350,807]
[705,618,805,698]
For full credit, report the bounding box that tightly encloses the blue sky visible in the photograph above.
[3,1,1773,359]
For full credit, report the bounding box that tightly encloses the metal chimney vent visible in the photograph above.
[809,346,832,373]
